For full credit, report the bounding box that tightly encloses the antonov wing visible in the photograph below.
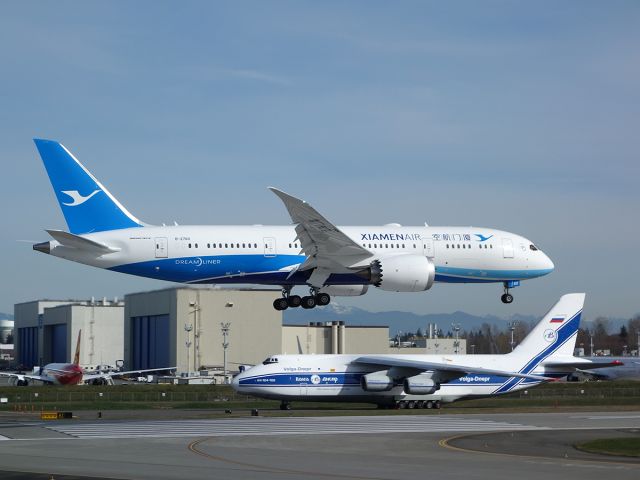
[269,188,372,286]
[354,356,553,382]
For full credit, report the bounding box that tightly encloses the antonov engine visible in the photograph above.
[367,255,436,292]
[403,374,440,395]
[360,371,394,392]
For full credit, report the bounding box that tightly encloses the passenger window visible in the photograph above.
[457,244,460,249]
[391,244,394,248]
[254,243,257,248]
[402,244,405,248]
[242,243,246,248]
[188,243,192,248]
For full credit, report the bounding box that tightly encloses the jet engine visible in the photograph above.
[361,371,395,392]
[403,374,440,395]
[320,285,369,297]
[366,255,436,292]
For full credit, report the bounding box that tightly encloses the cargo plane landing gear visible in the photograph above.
[273,287,331,311]
[280,401,292,410]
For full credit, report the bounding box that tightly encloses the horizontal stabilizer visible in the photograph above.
[46,229,119,253]
[543,360,624,370]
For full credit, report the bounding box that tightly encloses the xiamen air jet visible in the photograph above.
[32,139,554,310]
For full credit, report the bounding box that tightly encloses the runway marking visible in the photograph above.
[439,432,640,468]
[0,435,9,441]
[43,415,546,439]
[576,415,640,420]
[188,437,399,480]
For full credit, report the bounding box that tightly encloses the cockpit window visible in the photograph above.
[529,244,538,251]
[262,357,279,365]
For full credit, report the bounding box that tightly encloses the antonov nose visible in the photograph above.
[231,374,240,390]
[541,253,554,273]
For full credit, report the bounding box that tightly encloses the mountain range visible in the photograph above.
[284,303,629,336]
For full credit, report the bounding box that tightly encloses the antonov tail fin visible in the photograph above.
[513,293,584,360]
[34,139,144,235]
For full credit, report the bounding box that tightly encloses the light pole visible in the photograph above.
[184,323,193,377]
[452,323,461,355]
[220,322,230,384]
[508,321,519,352]
[589,330,594,356]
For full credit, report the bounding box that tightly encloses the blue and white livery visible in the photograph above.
[33,139,554,309]
[233,294,623,409]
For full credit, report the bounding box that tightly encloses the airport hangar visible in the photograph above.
[14,287,465,378]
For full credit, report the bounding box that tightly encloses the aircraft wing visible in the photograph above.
[0,372,53,383]
[269,188,372,285]
[82,367,175,382]
[354,356,552,382]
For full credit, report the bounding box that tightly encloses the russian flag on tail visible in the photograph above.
[550,316,565,324]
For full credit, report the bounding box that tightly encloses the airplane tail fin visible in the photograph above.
[73,329,82,365]
[513,293,584,361]
[34,139,144,235]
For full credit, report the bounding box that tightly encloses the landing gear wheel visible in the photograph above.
[416,400,425,409]
[407,400,416,409]
[287,295,302,308]
[398,400,408,409]
[434,400,442,409]
[279,402,291,411]
[501,293,514,304]
[426,400,433,409]
[273,298,289,311]
[315,293,331,306]
[301,296,316,309]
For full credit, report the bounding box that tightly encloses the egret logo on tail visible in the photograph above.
[61,190,101,207]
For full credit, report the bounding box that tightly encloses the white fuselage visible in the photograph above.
[232,353,572,406]
[44,225,554,288]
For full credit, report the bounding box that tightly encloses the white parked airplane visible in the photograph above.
[232,294,624,409]
[0,330,175,386]
[33,139,554,310]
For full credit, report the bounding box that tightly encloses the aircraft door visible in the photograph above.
[155,237,168,258]
[502,238,514,258]
[422,238,435,258]
[263,237,276,257]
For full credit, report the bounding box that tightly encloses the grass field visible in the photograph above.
[1,380,639,415]
[575,438,640,457]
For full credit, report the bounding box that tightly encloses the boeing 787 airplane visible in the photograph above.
[32,139,554,310]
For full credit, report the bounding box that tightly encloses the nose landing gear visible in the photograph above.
[501,280,519,304]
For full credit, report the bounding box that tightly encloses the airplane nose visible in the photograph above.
[542,253,554,272]
[230,374,240,390]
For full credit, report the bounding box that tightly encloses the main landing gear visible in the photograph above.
[273,287,331,311]
[280,401,292,410]
[501,280,519,304]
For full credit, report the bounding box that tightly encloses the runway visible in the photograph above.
[0,411,638,479]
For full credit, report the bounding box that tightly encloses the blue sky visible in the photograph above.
[1,2,638,319]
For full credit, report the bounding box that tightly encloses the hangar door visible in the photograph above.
[131,315,170,370]
[49,324,68,363]
[18,327,39,368]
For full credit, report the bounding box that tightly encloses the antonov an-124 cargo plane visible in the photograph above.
[232,294,623,409]
[32,139,554,310]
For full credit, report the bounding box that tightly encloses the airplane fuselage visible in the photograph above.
[42,225,554,288]
[233,353,572,406]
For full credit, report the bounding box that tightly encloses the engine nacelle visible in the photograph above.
[403,374,440,395]
[361,371,394,392]
[369,255,436,292]
[320,285,369,297]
